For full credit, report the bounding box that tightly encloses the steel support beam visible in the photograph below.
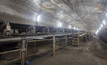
[57,28,59,33]
[33,25,36,35]
[65,34,68,46]
[26,42,28,56]
[63,29,65,33]
[53,35,56,56]
[47,27,50,34]
[34,42,38,53]
[21,37,26,65]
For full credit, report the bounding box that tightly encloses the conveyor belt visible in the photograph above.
[0,33,75,42]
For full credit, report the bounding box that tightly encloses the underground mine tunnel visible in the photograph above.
[0,0,107,65]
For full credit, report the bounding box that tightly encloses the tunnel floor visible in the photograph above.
[29,37,107,65]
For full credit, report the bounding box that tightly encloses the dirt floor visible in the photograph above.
[29,37,107,65]
[1,36,107,65]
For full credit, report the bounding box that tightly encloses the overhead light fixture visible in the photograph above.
[58,21,62,27]
[33,13,41,22]
[68,25,72,29]
[73,27,76,30]
[59,23,62,27]
[106,13,107,17]
[96,30,99,34]
[101,24,103,28]
[103,20,106,25]
[37,15,41,22]
[77,28,79,30]
[99,27,101,31]
[96,24,104,34]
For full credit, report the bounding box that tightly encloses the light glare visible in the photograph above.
[59,23,62,27]
[103,20,106,25]
[106,13,107,17]
[58,22,62,27]
[96,24,104,34]
[77,28,79,30]
[73,27,76,30]
[96,30,98,34]
[101,24,103,28]
[37,15,41,22]
[68,25,71,29]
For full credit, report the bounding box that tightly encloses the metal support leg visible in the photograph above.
[34,42,38,53]
[53,35,56,56]
[20,43,21,59]
[47,27,50,34]
[57,29,59,33]
[67,30,68,33]
[0,45,3,59]
[33,25,36,35]
[77,33,79,45]
[65,34,68,46]
[26,42,28,56]
[63,29,64,33]
[21,37,26,65]
[13,29,15,34]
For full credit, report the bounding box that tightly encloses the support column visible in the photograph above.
[21,37,26,65]
[0,45,3,59]
[26,42,28,56]
[57,28,59,33]
[77,31,80,44]
[47,27,50,34]
[65,34,68,47]
[53,35,56,56]
[70,29,71,33]
[67,29,68,33]
[13,29,15,34]
[63,29,64,33]
[34,42,38,53]
[33,25,36,35]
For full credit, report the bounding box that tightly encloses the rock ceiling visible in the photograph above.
[0,0,107,33]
